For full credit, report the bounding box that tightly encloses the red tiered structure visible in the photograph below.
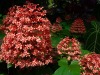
[70,18,86,34]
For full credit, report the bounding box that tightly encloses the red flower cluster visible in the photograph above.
[80,53,100,75]
[0,3,53,68]
[56,17,62,23]
[70,18,86,34]
[57,37,81,60]
[51,23,62,33]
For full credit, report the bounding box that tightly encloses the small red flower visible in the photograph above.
[56,17,62,23]
[51,23,62,33]
[70,18,86,34]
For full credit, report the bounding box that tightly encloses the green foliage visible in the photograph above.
[85,21,100,53]
[0,60,3,63]
[0,32,5,39]
[51,33,62,48]
[0,14,2,24]
[7,63,13,69]
[0,14,2,17]
[58,58,68,66]
[0,74,5,75]
[81,49,90,56]
[60,22,71,37]
[53,58,81,75]
[51,21,71,48]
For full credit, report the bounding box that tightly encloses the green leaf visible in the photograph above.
[53,66,68,75]
[69,61,81,75]
[0,74,4,75]
[0,60,3,63]
[0,14,2,17]
[60,22,70,31]
[0,33,5,39]
[58,58,68,66]
[85,21,100,53]
[51,34,62,48]
[7,63,13,68]
[53,60,81,75]
[81,50,90,56]
[60,22,71,36]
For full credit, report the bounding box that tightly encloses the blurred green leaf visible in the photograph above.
[0,33,5,39]
[0,14,2,17]
[0,60,3,63]
[0,74,4,75]
[81,50,90,56]
[7,63,13,68]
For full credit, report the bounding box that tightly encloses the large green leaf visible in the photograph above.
[68,61,81,75]
[58,58,68,66]
[53,59,81,75]
[53,66,68,75]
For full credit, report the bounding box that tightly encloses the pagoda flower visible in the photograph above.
[56,17,62,23]
[51,22,62,33]
[80,53,100,75]
[0,2,53,68]
[57,37,81,61]
[70,18,86,34]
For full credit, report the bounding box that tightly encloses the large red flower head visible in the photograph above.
[0,3,53,68]
[70,18,86,34]
[80,53,100,75]
[57,37,81,60]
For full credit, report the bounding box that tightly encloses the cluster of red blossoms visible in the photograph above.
[57,37,81,60]
[0,3,53,68]
[80,53,100,75]
[70,18,86,34]
[51,23,62,33]
[51,17,62,33]
[56,17,62,23]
